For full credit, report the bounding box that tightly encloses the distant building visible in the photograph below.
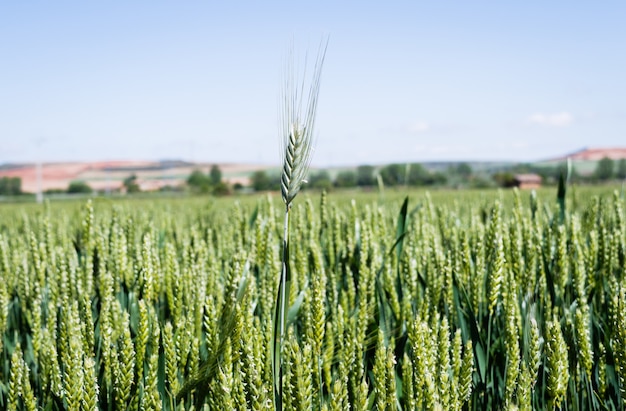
[513,174,542,189]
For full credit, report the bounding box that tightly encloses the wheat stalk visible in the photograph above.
[273,40,327,411]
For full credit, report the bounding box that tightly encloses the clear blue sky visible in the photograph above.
[1,1,625,166]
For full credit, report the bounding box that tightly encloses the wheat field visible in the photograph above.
[0,186,624,410]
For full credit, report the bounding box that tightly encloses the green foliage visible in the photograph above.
[67,180,92,194]
[187,167,229,195]
[187,169,210,189]
[307,170,332,190]
[213,182,230,196]
[493,171,516,187]
[595,156,615,181]
[0,176,21,195]
[455,162,473,177]
[334,170,357,188]
[251,170,272,191]
[44,188,66,194]
[356,165,376,186]
[379,163,446,186]
[123,173,141,193]
[210,165,223,185]
[379,163,405,185]
[250,170,282,192]
[617,158,626,179]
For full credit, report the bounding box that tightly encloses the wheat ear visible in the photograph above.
[272,40,327,411]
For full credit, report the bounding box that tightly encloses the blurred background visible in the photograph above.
[1,1,625,196]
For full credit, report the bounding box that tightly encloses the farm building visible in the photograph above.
[513,173,542,189]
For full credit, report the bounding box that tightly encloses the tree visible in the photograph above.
[617,159,626,179]
[379,164,405,186]
[493,172,516,188]
[0,177,21,195]
[308,170,332,190]
[9,177,21,194]
[210,165,222,185]
[67,181,92,194]
[379,163,445,186]
[406,163,431,185]
[251,170,271,191]
[187,169,208,186]
[212,182,230,196]
[356,165,376,186]
[187,169,210,192]
[425,171,448,186]
[594,157,614,181]
[334,170,357,188]
[124,174,141,193]
[456,163,473,178]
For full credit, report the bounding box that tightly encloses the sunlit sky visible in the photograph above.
[1,1,625,166]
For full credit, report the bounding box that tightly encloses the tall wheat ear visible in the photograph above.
[272,39,327,411]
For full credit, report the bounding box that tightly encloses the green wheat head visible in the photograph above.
[279,42,327,208]
[273,40,327,411]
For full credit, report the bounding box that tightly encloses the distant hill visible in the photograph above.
[0,160,269,193]
[550,147,626,161]
[2,148,625,193]
[535,147,626,175]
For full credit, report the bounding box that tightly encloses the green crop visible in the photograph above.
[0,185,624,410]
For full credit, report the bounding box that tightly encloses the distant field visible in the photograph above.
[1,156,623,196]
[0,161,272,193]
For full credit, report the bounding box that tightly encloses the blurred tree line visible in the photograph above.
[492,157,626,187]
[249,157,626,193]
[249,163,473,192]
[2,157,625,198]
[186,165,229,195]
[0,177,21,195]
[595,157,626,181]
